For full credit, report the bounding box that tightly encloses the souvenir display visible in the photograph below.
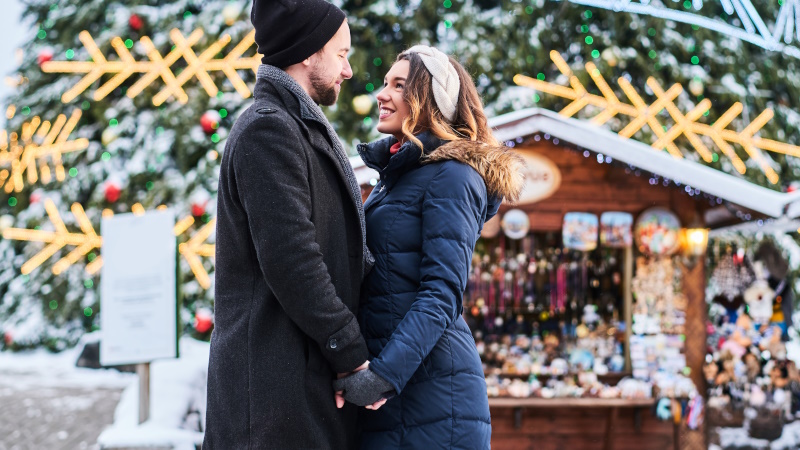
[500,209,530,240]
[704,238,799,445]
[562,212,598,251]
[634,208,681,256]
[600,212,633,248]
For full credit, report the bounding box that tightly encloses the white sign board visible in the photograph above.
[100,210,177,366]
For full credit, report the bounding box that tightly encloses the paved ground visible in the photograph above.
[0,378,122,450]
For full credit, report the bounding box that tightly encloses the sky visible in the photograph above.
[0,0,28,122]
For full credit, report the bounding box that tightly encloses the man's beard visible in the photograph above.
[309,62,339,106]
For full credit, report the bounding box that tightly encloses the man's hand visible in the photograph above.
[335,361,388,410]
[336,361,369,408]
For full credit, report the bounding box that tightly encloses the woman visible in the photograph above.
[334,46,524,448]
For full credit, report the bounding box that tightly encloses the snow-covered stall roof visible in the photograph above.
[489,108,800,220]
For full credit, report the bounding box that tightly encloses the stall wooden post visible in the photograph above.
[681,261,707,450]
[623,245,633,372]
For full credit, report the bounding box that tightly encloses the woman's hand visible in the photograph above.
[334,361,394,409]
[335,361,370,408]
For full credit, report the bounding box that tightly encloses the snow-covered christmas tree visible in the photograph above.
[0,0,257,350]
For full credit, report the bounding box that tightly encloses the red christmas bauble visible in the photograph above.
[200,110,221,134]
[105,183,121,203]
[129,13,144,32]
[3,331,12,346]
[29,192,42,204]
[191,202,206,217]
[194,310,214,333]
[37,49,54,67]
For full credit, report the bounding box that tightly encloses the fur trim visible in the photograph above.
[424,140,525,203]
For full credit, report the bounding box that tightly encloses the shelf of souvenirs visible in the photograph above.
[484,369,698,401]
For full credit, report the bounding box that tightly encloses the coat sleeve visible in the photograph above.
[230,114,368,374]
[369,162,485,393]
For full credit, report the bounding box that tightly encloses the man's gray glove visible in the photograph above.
[332,368,395,407]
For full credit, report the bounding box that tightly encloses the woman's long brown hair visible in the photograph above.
[397,51,498,151]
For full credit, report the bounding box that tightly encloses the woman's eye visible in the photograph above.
[396,83,404,89]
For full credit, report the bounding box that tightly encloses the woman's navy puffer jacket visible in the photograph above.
[356,133,524,449]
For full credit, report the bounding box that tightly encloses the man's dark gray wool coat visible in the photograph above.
[203,76,369,449]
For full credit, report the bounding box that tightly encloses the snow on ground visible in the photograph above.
[97,336,209,450]
[0,332,134,390]
[0,333,210,449]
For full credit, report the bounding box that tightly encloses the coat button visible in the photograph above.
[257,107,277,114]
[328,338,338,349]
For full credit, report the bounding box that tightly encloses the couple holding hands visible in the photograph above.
[205,1,524,448]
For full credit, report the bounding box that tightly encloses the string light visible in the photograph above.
[0,108,89,193]
[566,0,800,60]
[514,50,798,184]
[42,29,261,106]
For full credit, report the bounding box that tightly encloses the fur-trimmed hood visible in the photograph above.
[423,139,525,204]
[358,133,526,204]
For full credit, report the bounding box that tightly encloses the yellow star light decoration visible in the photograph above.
[0,107,89,193]
[2,200,216,288]
[514,51,800,185]
[175,215,216,290]
[41,28,261,106]
[2,199,102,275]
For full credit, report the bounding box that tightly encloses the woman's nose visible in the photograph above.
[376,87,390,102]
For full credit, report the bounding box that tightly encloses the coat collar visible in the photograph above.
[254,77,333,149]
[357,132,447,188]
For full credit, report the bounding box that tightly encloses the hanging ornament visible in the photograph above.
[101,128,119,146]
[191,201,207,217]
[352,94,373,115]
[129,13,144,32]
[3,331,12,346]
[501,209,530,240]
[634,207,681,256]
[0,215,14,232]
[688,78,704,96]
[222,4,241,26]
[194,308,214,333]
[200,110,221,134]
[29,191,42,204]
[104,182,121,203]
[37,48,54,67]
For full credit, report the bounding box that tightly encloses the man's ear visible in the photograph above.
[301,57,313,67]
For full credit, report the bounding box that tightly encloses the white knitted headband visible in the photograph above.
[402,45,460,122]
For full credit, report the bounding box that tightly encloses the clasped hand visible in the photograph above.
[335,361,391,410]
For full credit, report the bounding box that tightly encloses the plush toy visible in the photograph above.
[721,314,756,358]
[754,241,795,338]
[744,262,776,324]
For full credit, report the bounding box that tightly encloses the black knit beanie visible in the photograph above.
[251,0,346,69]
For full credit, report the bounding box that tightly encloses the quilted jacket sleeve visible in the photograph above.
[369,162,485,393]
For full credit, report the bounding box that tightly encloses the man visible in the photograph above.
[204,1,375,448]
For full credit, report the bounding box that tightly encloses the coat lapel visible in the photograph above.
[272,84,364,234]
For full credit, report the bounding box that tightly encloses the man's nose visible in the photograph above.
[342,58,353,80]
